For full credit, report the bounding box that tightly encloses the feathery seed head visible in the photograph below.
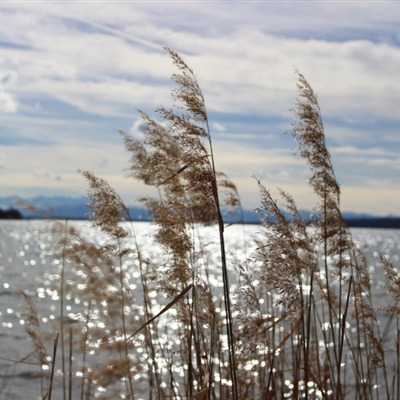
[80,170,129,239]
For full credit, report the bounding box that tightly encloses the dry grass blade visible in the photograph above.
[380,257,400,316]
[20,290,49,368]
[12,197,38,212]
[47,333,59,400]
[79,169,129,239]
[289,69,340,199]
[164,47,208,125]
[17,47,400,400]
[119,110,183,187]
[128,284,193,340]
[0,351,40,367]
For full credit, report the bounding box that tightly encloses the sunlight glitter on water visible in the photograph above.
[0,221,400,399]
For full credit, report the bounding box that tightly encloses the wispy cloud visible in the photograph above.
[33,170,63,181]
[1,2,399,120]
[0,69,18,113]
[0,91,17,113]
[0,2,399,214]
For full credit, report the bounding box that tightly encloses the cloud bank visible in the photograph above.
[0,2,399,215]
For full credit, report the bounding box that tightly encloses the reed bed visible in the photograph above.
[16,48,400,399]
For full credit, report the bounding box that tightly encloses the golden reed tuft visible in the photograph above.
[15,49,400,400]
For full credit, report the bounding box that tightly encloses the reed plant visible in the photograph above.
[17,48,400,399]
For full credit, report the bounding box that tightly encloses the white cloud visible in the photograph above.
[38,59,76,81]
[0,70,18,86]
[333,146,399,158]
[91,158,109,169]
[33,170,63,181]
[0,91,17,113]
[0,69,18,113]
[341,182,400,216]
[0,141,129,196]
[0,2,399,214]
[128,118,147,140]
[0,3,399,121]
[212,122,226,132]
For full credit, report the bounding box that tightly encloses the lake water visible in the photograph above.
[0,220,399,399]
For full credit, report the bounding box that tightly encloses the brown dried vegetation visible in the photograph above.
[18,49,400,400]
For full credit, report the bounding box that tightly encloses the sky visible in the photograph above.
[0,1,399,216]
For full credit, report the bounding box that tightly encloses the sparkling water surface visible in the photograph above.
[0,220,399,399]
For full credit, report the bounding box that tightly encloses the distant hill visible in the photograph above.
[0,195,152,221]
[1,195,399,228]
[341,217,400,229]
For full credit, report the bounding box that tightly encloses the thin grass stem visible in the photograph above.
[47,333,59,400]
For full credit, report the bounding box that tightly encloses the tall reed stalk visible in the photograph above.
[17,48,400,400]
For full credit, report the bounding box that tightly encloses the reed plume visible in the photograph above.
[289,69,386,397]
[17,48,400,400]
[119,47,240,398]
[20,290,49,369]
[380,257,400,316]
[79,170,129,239]
[231,69,389,398]
[20,290,51,399]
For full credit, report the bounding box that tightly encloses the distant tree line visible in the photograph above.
[0,208,22,219]
[345,217,400,229]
